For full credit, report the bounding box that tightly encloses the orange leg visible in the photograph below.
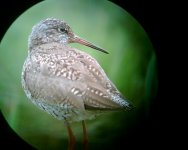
[65,121,76,150]
[82,120,88,150]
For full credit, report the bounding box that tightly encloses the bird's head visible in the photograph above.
[29,18,108,54]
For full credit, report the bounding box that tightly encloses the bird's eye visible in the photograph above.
[59,28,67,33]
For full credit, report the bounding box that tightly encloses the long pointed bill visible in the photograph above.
[70,35,109,54]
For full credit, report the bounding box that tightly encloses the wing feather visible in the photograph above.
[29,43,124,110]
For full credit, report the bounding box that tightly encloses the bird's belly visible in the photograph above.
[34,99,101,122]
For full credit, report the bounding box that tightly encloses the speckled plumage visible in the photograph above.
[21,18,132,123]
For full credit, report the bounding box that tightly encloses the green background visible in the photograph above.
[0,0,157,150]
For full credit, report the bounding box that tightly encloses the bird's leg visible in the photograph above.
[65,121,76,150]
[82,120,88,150]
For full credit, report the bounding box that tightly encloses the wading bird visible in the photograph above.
[21,18,133,150]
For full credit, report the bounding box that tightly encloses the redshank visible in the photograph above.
[21,18,133,150]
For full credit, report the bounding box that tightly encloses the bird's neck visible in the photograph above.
[28,42,70,54]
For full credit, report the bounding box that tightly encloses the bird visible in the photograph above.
[21,18,133,150]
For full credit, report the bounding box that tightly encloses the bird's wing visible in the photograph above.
[29,44,125,110]
[73,50,126,110]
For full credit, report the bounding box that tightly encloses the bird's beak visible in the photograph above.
[70,35,109,54]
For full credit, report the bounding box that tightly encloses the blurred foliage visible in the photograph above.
[0,0,157,150]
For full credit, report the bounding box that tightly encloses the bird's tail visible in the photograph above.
[112,94,134,110]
